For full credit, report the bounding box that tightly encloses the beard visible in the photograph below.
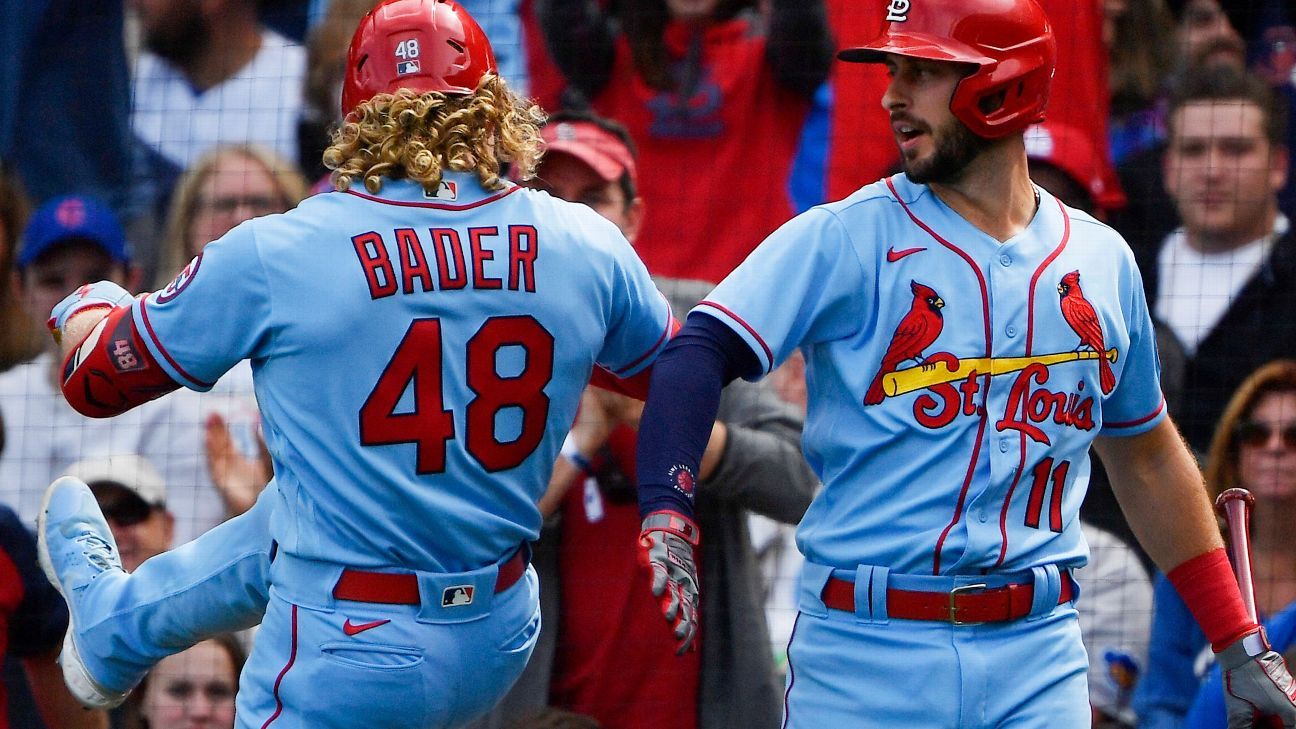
[143,7,210,68]
[901,116,993,185]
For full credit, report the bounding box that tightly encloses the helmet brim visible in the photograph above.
[838,33,995,66]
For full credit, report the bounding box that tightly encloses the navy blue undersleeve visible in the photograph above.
[636,312,762,518]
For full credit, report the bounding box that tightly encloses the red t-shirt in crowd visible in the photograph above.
[825,0,1124,211]
[550,425,701,729]
[592,18,812,284]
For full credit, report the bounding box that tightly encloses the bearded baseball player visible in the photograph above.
[35,1,680,727]
[633,1,1296,727]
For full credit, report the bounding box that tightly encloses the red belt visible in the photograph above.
[332,548,528,605]
[820,570,1074,624]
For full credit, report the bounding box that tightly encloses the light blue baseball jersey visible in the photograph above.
[697,174,1165,576]
[132,172,673,571]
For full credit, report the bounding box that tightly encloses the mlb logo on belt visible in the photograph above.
[397,60,421,75]
[442,585,474,607]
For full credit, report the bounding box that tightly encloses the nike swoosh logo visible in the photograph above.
[342,618,391,636]
[886,246,926,262]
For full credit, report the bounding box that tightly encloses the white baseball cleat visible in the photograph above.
[37,476,132,710]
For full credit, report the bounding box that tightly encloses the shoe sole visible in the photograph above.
[37,476,131,710]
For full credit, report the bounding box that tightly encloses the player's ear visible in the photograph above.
[623,197,645,244]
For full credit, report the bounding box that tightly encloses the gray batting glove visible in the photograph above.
[638,510,700,655]
[1218,628,1296,728]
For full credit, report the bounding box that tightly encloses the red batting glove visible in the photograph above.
[638,510,700,654]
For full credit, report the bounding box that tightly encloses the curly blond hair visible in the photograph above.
[324,75,545,195]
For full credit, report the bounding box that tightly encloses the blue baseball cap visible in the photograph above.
[18,195,131,269]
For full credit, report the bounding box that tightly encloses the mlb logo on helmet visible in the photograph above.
[397,60,421,75]
[442,585,475,607]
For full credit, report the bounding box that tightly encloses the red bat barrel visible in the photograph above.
[1215,487,1258,623]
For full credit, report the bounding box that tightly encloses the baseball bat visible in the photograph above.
[1215,487,1259,623]
[883,347,1118,398]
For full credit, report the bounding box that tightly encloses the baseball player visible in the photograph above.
[632,1,1296,727]
[36,1,680,727]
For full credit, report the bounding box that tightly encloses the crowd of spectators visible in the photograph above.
[1,0,1295,727]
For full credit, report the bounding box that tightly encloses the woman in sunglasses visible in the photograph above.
[1153,359,1296,728]
[1204,359,1296,615]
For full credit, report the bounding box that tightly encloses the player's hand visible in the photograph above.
[638,510,700,654]
[47,281,133,345]
[1217,628,1296,728]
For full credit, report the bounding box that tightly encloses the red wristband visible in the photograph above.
[1166,548,1258,652]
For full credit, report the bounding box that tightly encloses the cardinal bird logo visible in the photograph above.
[865,280,945,405]
[1058,271,1116,395]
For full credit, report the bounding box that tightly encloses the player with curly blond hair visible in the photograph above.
[326,78,544,195]
[36,2,677,727]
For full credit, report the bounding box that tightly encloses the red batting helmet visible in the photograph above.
[341,0,498,116]
[839,0,1056,139]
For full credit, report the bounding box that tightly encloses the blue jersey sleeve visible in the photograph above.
[595,233,674,378]
[133,221,274,391]
[693,207,868,377]
[1101,248,1166,435]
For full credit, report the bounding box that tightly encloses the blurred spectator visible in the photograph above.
[129,0,307,270]
[0,195,222,543]
[1134,65,1294,455]
[1113,0,1294,251]
[538,0,833,284]
[1137,360,1296,728]
[153,144,308,516]
[130,0,306,170]
[0,159,40,373]
[1167,0,1248,71]
[125,635,243,729]
[0,1,132,216]
[1202,360,1296,615]
[1076,522,1153,729]
[0,504,107,729]
[64,455,174,573]
[155,144,309,290]
[517,110,816,729]
[1103,0,1176,165]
